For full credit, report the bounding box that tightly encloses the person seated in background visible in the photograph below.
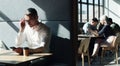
[108,18,120,35]
[82,17,99,36]
[13,8,51,54]
[91,15,115,62]
[97,15,106,31]
[108,18,120,48]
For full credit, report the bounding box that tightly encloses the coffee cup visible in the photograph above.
[23,47,29,56]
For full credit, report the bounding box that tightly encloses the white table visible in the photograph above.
[0,49,52,66]
[78,34,96,40]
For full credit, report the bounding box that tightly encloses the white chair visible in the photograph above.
[100,36,119,64]
[78,37,91,66]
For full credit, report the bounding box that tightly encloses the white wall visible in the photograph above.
[0,0,72,49]
[0,0,47,21]
[0,22,18,48]
[105,0,120,25]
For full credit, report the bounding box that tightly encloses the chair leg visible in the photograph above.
[87,51,90,66]
[115,50,118,64]
[100,49,104,64]
[81,53,84,66]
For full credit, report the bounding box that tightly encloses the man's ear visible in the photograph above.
[36,16,38,19]
[34,16,38,20]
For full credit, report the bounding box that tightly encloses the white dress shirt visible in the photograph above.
[15,22,51,52]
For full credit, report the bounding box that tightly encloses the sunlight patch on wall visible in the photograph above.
[57,24,70,39]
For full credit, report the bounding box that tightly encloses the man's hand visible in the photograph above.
[89,29,99,37]
[19,18,26,32]
[29,47,45,53]
[13,47,23,55]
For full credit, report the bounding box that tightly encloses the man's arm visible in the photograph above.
[15,18,26,47]
[89,29,99,36]
[83,23,89,34]
[29,47,45,53]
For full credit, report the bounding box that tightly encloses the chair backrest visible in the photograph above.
[116,33,120,46]
[110,36,117,48]
[100,36,118,48]
[78,37,91,54]
[104,36,117,48]
[113,33,120,48]
[44,29,52,53]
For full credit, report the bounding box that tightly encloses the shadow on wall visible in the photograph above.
[113,0,120,5]
[31,0,71,35]
[31,0,71,21]
[31,0,71,37]
[31,0,73,65]
[0,11,19,32]
[50,35,72,64]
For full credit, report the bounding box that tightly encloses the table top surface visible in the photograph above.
[78,34,101,40]
[78,34,96,38]
[0,49,52,64]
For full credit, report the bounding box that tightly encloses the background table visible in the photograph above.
[78,34,98,55]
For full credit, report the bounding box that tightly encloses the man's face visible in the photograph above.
[24,14,37,27]
[91,21,98,26]
[24,14,32,21]
[100,20,106,25]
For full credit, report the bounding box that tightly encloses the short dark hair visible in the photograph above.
[108,18,113,22]
[92,17,98,22]
[26,8,38,16]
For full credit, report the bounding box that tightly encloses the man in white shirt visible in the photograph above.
[82,17,98,36]
[14,8,51,54]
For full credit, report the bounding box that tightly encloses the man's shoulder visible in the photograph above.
[111,22,120,28]
[39,22,49,28]
[37,22,50,32]
[83,22,90,26]
[85,22,90,24]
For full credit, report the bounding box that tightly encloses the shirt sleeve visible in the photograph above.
[98,25,108,36]
[31,31,47,49]
[83,23,89,34]
[31,36,45,49]
[15,32,26,47]
[31,27,50,49]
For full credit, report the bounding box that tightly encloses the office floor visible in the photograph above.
[77,50,120,66]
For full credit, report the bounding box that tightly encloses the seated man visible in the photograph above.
[82,18,99,56]
[13,8,51,54]
[108,18,120,35]
[82,17,99,36]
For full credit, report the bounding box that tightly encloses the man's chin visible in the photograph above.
[29,25,34,27]
[29,25,32,27]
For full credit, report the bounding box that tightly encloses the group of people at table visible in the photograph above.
[80,15,120,63]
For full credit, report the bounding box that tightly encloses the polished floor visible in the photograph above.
[77,51,120,66]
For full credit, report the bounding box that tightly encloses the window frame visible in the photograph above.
[78,0,104,23]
